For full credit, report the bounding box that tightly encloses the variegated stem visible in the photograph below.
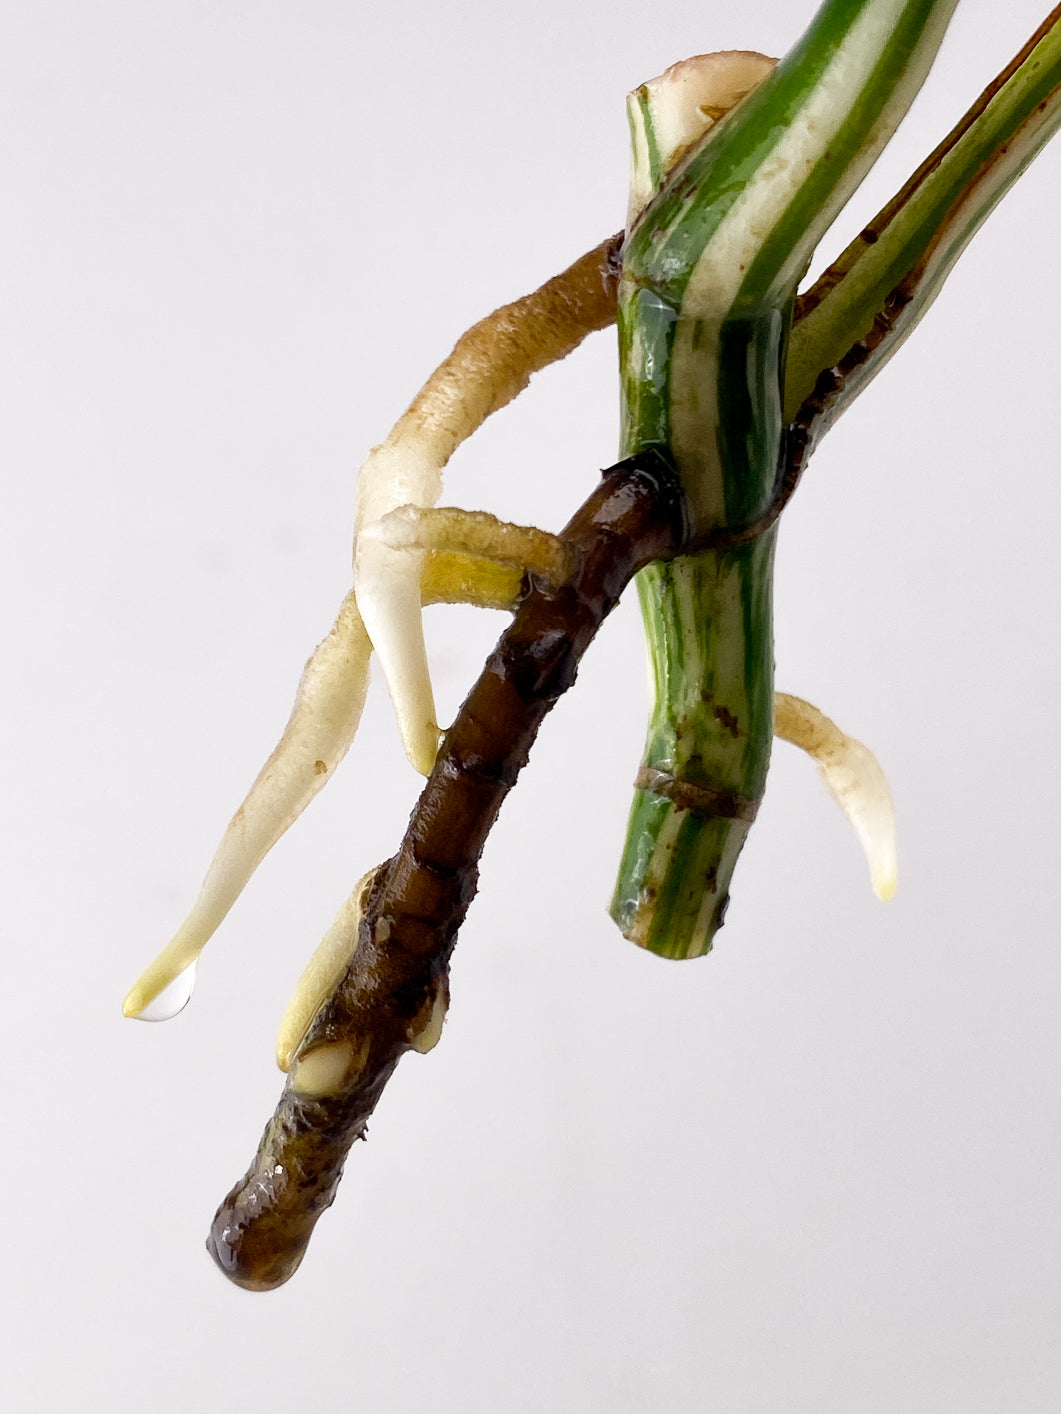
[612,0,958,959]
[786,3,1061,436]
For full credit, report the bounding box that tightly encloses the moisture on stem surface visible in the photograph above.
[612,0,958,958]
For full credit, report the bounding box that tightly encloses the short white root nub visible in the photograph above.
[774,692,898,901]
[290,1038,371,1098]
[406,986,448,1055]
[353,238,620,776]
[276,867,382,1071]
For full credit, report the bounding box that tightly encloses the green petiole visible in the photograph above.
[786,3,1061,434]
[611,0,961,957]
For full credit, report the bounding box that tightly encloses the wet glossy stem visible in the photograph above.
[610,0,958,959]
[207,451,686,1291]
[785,4,1061,434]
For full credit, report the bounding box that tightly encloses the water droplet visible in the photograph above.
[135,961,198,1021]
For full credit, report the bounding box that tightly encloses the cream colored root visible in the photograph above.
[353,238,620,776]
[123,592,373,1019]
[421,551,523,610]
[124,554,528,1023]
[126,59,784,1021]
[366,505,573,584]
[275,866,381,1070]
[774,691,897,901]
[277,862,450,1073]
[355,54,779,777]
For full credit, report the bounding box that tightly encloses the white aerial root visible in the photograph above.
[123,593,372,1020]
[124,56,797,1024]
[271,685,893,1058]
[365,505,573,585]
[355,52,778,778]
[353,237,621,776]
[774,691,898,901]
[123,553,522,1024]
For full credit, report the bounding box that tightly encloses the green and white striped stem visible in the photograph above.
[786,3,1061,434]
[611,0,959,958]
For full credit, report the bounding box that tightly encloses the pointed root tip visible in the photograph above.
[121,958,199,1021]
[403,719,443,777]
[872,868,898,903]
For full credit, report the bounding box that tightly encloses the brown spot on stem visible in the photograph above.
[712,705,741,738]
[634,766,759,823]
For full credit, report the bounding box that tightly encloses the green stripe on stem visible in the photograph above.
[611,0,959,957]
[785,4,1061,427]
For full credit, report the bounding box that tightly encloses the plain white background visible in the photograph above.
[2,2,1059,1409]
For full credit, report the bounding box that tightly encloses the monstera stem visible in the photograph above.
[610,0,959,958]
[786,3,1061,437]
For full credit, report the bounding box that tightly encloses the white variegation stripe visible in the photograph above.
[670,0,953,523]
[785,9,1061,420]
[623,806,685,947]
[688,820,751,957]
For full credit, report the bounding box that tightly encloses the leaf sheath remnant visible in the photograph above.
[207,451,686,1290]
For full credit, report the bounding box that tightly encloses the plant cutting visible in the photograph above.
[121,0,1061,1289]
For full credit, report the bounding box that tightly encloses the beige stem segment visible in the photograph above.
[774,691,897,901]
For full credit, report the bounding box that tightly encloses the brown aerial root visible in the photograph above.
[207,450,686,1291]
[353,234,623,774]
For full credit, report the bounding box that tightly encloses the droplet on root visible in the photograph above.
[133,961,198,1021]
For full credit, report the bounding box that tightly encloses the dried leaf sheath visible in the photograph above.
[208,453,686,1290]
